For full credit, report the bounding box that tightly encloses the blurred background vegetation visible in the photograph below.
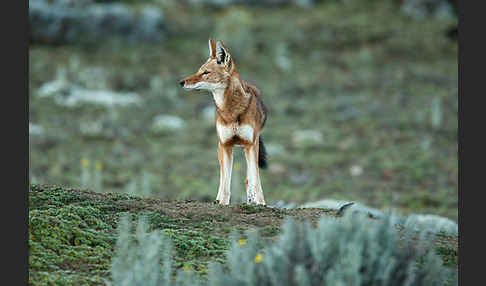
[29,0,458,220]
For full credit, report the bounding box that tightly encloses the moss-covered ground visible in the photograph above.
[29,184,457,285]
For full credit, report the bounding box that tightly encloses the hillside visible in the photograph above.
[29,184,457,285]
[29,0,458,221]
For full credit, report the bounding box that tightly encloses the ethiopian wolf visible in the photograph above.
[179,39,268,205]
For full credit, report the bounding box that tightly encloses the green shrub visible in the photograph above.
[110,214,456,286]
[207,213,456,286]
[110,216,173,286]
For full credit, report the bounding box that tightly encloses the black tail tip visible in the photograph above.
[258,136,268,169]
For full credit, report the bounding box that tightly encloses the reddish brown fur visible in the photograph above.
[180,39,267,205]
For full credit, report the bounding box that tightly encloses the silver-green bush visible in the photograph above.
[207,214,455,286]
[110,216,172,286]
[110,213,456,286]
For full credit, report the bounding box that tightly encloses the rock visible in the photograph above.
[400,0,456,20]
[274,42,293,71]
[60,89,141,108]
[29,123,44,137]
[294,0,313,8]
[137,6,165,41]
[265,143,286,156]
[349,165,363,177]
[29,0,166,45]
[62,89,139,107]
[46,0,94,8]
[37,76,141,108]
[37,76,72,98]
[300,199,346,210]
[300,199,458,235]
[292,130,324,146]
[179,0,293,7]
[151,115,186,133]
[299,199,384,219]
[79,121,104,136]
[177,0,351,8]
[270,200,296,209]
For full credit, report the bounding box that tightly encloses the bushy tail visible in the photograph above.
[258,136,268,169]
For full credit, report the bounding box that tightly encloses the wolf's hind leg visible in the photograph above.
[244,138,265,205]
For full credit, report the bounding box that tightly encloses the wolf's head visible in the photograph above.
[179,39,236,92]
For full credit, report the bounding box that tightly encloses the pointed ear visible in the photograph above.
[208,38,216,58]
[216,40,232,71]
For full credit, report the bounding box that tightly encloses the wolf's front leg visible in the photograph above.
[244,140,265,205]
[216,141,233,205]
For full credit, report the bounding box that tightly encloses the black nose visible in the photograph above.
[179,80,185,87]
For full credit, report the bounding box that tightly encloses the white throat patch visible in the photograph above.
[183,81,226,109]
[211,89,225,109]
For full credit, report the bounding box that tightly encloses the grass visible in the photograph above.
[29,184,458,285]
[29,3,457,283]
[27,184,336,284]
[29,0,457,221]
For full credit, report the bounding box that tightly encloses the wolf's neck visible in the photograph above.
[211,88,225,110]
[212,77,250,123]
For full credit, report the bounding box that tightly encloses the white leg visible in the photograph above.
[216,142,233,205]
[244,141,265,205]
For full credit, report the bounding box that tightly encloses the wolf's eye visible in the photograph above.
[202,70,210,75]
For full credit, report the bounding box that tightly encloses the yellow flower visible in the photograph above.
[254,253,263,263]
[80,158,90,167]
[182,265,191,272]
[94,161,103,171]
[238,239,246,246]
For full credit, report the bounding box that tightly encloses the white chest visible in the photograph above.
[216,122,254,144]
